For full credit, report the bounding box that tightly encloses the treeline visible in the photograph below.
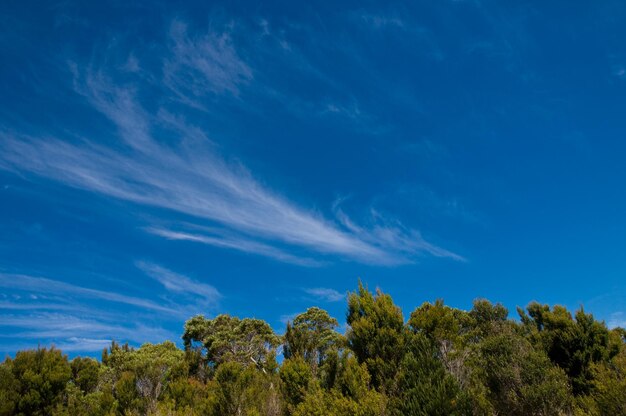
[1,283,626,416]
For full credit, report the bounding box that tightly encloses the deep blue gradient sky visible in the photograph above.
[1,1,626,356]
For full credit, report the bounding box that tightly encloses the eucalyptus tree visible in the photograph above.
[183,314,280,373]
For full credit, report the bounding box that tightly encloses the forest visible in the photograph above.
[1,282,625,416]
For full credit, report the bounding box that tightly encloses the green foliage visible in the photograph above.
[519,303,616,395]
[280,357,312,413]
[99,340,186,415]
[588,342,626,415]
[162,376,217,414]
[408,299,471,345]
[213,361,281,416]
[52,383,115,416]
[1,284,625,416]
[468,299,509,338]
[183,314,280,373]
[0,347,71,416]
[392,333,467,416]
[0,361,19,416]
[70,357,100,394]
[114,371,143,414]
[293,381,387,416]
[129,341,186,413]
[346,281,405,392]
[334,352,371,401]
[283,307,342,373]
[473,330,571,415]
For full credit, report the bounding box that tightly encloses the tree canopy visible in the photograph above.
[1,282,625,416]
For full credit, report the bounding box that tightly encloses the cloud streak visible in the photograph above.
[0,263,217,353]
[146,227,322,267]
[0,20,462,267]
[304,287,345,302]
[0,313,174,348]
[0,273,177,314]
[164,20,253,101]
[136,261,221,304]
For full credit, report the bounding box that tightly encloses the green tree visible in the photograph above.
[331,352,376,404]
[114,371,143,414]
[589,334,626,415]
[293,381,387,416]
[213,361,281,416]
[392,333,467,416]
[280,357,313,413]
[346,281,405,392]
[473,330,571,415]
[0,347,71,416]
[162,377,217,415]
[408,300,471,345]
[408,300,473,389]
[0,359,19,416]
[101,341,185,415]
[70,357,100,394]
[131,342,186,414]
[51,383,115,416]
[284,307,342,374]
[183,314,280,373]
[519,303,616,395]
[468,299,509,338]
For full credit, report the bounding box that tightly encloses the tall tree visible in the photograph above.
[183,314,280,373]
[284,307,342,373]
[392,333,467,416]
[346,281,405,392]
[408,300,472,387]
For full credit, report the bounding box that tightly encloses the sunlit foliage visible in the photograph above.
[1,283,624,416]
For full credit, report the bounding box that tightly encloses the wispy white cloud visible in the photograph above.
[0,20,462,267]
[334,205,465,262]
[147,227,322,267]
[164,19,253,101]
[53,337,113,352]
[304,287,345,302]
[0,263,202,352]
[0,119,459,266]
[0,337,113,354]
[0,264,222,317]
[0,300,86,313]
[0,263,215,353]
[136,261,221,304]
[0,313,174,346]
[0,273,177,314]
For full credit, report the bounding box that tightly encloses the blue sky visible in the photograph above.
[1,0,626,356]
